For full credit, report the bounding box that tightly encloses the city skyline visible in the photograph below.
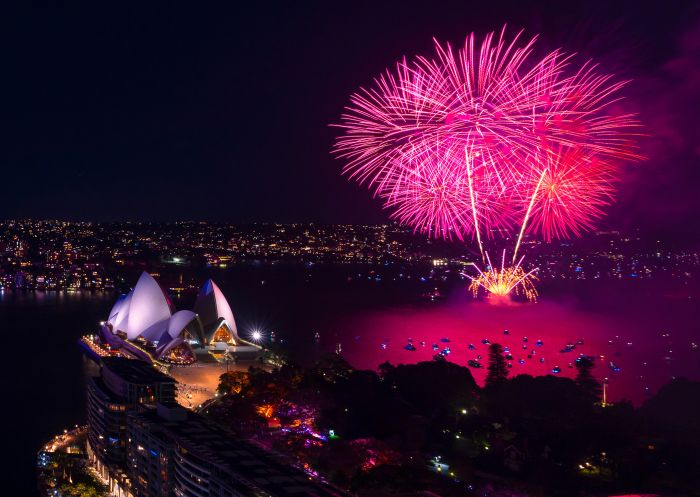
[2,219,697,292]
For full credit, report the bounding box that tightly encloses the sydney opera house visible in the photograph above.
[96,272,261,365]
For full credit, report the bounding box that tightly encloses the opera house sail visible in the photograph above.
[193,279,240,347]
[94,272,260,366]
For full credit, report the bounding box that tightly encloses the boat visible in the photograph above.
[536,339,543,347]
[468,343,476,350]
[481,339,490,345]
[404,344,416,351]
[432,343,439,351]
[609,361,621,372]
[552,366,561,374]
[467,359,482,368]
[440,337,450,343]
[503,329,510,335]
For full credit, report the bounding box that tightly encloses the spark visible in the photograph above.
[333,26,642,301]
[513,167,548,263]
[465,250,539,302]
[333,26,641,242]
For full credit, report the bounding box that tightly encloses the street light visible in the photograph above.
[224,350,235,372]
[602,377,609,407]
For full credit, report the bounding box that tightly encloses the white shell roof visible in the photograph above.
[125,272,172,341]
[105,274,239,357]
[108,294,127,323]
[110,291,132,334]
[193,279,238,336]
[167,310,198,339]
[156,335,186,359]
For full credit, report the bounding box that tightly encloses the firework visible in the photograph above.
[467,250,539,302]
[333,27,641,300]
[333,27,641,242]
[525,146,617,241]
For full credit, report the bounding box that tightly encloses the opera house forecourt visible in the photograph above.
[82,272,262,367]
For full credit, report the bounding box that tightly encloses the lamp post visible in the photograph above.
[224,350,232,373]
[602,377,609,407]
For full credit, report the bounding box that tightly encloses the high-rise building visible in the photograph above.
[126,404,182,497]
[86,357,176,497]
[87,357,348,497]
[127,405,348,497]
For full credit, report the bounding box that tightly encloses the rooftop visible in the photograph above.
[102,357,175,386]
[133,408,348,497]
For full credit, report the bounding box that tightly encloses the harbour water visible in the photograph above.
[2,264,699,495]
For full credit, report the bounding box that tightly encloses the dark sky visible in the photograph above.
[1,1,699,238]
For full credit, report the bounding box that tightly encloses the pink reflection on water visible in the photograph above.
[335,295,699,405]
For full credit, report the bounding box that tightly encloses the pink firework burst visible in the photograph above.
[525,146,617,241]
[333,26,642,243]
[382,145,474,240]
[380,140,513,240]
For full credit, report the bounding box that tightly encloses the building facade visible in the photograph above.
[87,357,348,497]
[86,357,176,497]
[127,406,348,497]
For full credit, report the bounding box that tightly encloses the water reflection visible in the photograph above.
[334,283,700,405]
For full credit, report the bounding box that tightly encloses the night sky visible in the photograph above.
[1,2,698,240]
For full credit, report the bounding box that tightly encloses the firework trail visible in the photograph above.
[333,26,641,299]
[466,250,539,302]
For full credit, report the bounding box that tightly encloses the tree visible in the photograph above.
[485,343,508,388]
[377,361,395,379]
[261,343,289,367]
[574,356,601,402]
[383,360,478,416]
[217,370,250,395]
[314,353,354,382]
[59,481,107,497]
